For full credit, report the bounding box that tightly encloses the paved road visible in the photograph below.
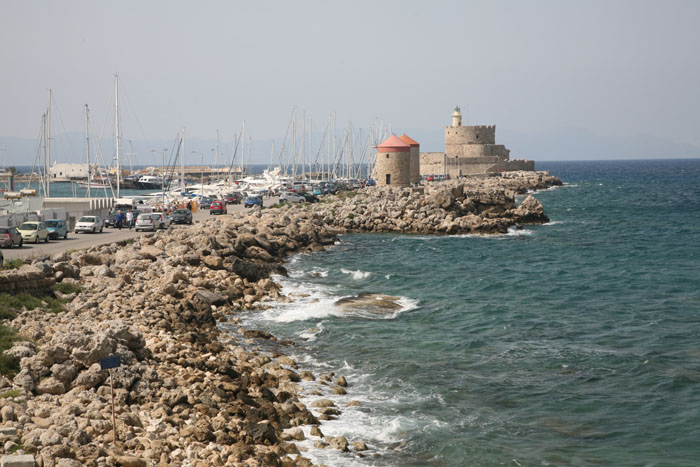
[2,199,278,261]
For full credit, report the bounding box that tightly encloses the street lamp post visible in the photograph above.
[192,151,204,197]
[151,148,167,208]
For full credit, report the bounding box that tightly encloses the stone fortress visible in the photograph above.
[373,106,534,187]
[421,106,534,179]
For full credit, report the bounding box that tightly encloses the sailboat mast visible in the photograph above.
[241,122,246,176]
[46,89,52,197]
[41,113,47,196]
[292,107,297,182]
[85,104,91,198]
[301,111,305,182]
[180,128,187,193]
[114,74,121,198]
[310,115,312,180]
[215,129,220,170]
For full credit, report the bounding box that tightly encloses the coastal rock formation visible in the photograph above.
[0,170,561,466]
[305,170,562,236]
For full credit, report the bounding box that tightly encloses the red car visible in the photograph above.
[223,193,242,205]
[209,200,227,215]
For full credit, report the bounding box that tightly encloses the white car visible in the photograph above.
[74,216,104,233]
[279,191,305,203]
[135,213,169,232]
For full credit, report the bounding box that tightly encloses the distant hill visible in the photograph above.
[2,127,698,166]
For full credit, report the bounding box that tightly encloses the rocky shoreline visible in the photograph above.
[0,171,561,466]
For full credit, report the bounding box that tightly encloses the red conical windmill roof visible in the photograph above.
[399,133,419,147]
[377,135,411,153]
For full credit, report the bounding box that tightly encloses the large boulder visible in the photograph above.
[511,195,549,224]
[428,188,455,210]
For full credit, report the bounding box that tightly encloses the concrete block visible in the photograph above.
[1,454,35,467]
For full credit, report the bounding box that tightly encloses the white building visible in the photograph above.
[48,163,91,181]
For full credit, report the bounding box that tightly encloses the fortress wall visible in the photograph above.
[374,151,411,186]
[445,125,496,145]
[419,152,447,176]
[450,163,498,176]
[489,159,535,172]
[445,143,510,159]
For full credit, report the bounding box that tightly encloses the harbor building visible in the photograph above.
[48,163,92,182]
[373,135,411,187]
[420,107,534,178]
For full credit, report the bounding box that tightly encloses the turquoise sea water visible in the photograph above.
[238,159,700,466]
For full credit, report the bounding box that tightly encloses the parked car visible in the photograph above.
[152,212,171,229]
[75,216,104,233]
[135,213,159,232]
[244,196,263,208]
[210,200,227,215]
[279,191,305,203]
[171,209,193,225]
[18,221,50,243]
[0,227,23,248]
[103,213,119,228]
[199,197,213,209]
[45,219,68,239]
[322,184,337,195]
[300,192,319,203]
[223,193,242,205]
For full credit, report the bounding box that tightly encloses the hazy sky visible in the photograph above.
[1,0,699,163]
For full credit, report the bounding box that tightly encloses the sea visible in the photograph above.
[231,159,700,466]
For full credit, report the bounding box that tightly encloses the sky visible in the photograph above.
[1,0,699,164]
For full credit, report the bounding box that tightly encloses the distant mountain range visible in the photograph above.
[1,127,698,167]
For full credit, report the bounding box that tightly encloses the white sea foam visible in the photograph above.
[281,356,443,466]
[385,274,392,279]
[505,226,533,236]
[307,267,328,277]
[543,220,564,226]
[236,265,433,465]
[341,268,373,280]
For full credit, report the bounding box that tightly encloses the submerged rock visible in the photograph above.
[335,293,403,315]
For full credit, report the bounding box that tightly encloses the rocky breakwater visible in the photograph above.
[0,170,561,466]
[303,170,562,235]
[0,212,350,466]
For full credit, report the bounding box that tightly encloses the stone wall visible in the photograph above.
[420,152,447,177]
[420,154,535,177]
[446,143,510,159]
[0,265,55,295]
[373,151,411,186]
[445,125,496,145]
[490,159,535,172]
[409,146,421,184]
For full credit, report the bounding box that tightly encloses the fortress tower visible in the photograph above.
[419,106,534,178]
[445,106,507,160]
[373,135,411,187]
